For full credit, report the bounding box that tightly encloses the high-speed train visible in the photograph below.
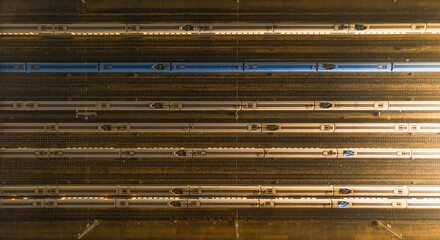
[2,101,440,111]
[2,147,440,159]
[2,184,439,197]
[1,122,440,133]
[1,197,440,209]
[2,23,440,35]
[2,62,440,73]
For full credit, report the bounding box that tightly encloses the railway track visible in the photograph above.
[2,11,440,23]
[2,135,440,148]
[9,53,440,63]
[1,50,440,62]
[3,74,440,86]
[2,171,440,185]
[3,208,440,221]
[4,111,440,123]
[2,158,437,171]
[3,36,440,47]
[1,90,440,101]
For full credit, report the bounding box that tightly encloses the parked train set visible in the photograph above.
[2,23,440,35]
[3,147,440,159]
[3,101,440,111]
[2,122,440,133]
[3,62,440,73]
[3,197,440,209]
[2,185,439,197]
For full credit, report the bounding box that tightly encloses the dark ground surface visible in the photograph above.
[3,219,439,240]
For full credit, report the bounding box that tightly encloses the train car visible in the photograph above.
[0,199,44,208]
[411,149,440,159]
[332,198,407,208]
[260,198,332,208]
[349,23,427,34]
[172,62,244,73]
[314,101,389,111]
[0,63,26,72]
[0,186,48,196]
[123,123,190,132]
[65,24,126,35]
[212,23,273,34]
[392,62,440,72]
[334,123,409,133]
[190,123,262,132]
[0,24,41,35]
[130,24,185,34]
[178,24,214,34]
[317,62,392,72]
[407,186,440,197]
[0,185,119,196]
[388,101,440,111]
[191,148,265,158]
[273,23,347,34]
[241,101,315,111]
[26,63,99,72]
[62,123,117,132]
[0,148,123,158]
[49,148,121,158]
[409,123,440,133]
[44,197,116,208]
[259,186,334,197]
[406,199,440,209]
[264,148,338,158]
[119,186,192,196]
[117,198,185,208]
[337,148,412,159]
[120,148,192,158]
[0,101,67,111]
[0,148,50,158]
[188,186,260,196]
[99,62,171,72]
[262,123,334,132]
[244,62,317,72]
[333,186,409,197]
[0,123,46,132]
[45,186,118,196]
[169,101,242,111]
[187,198,260,208]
